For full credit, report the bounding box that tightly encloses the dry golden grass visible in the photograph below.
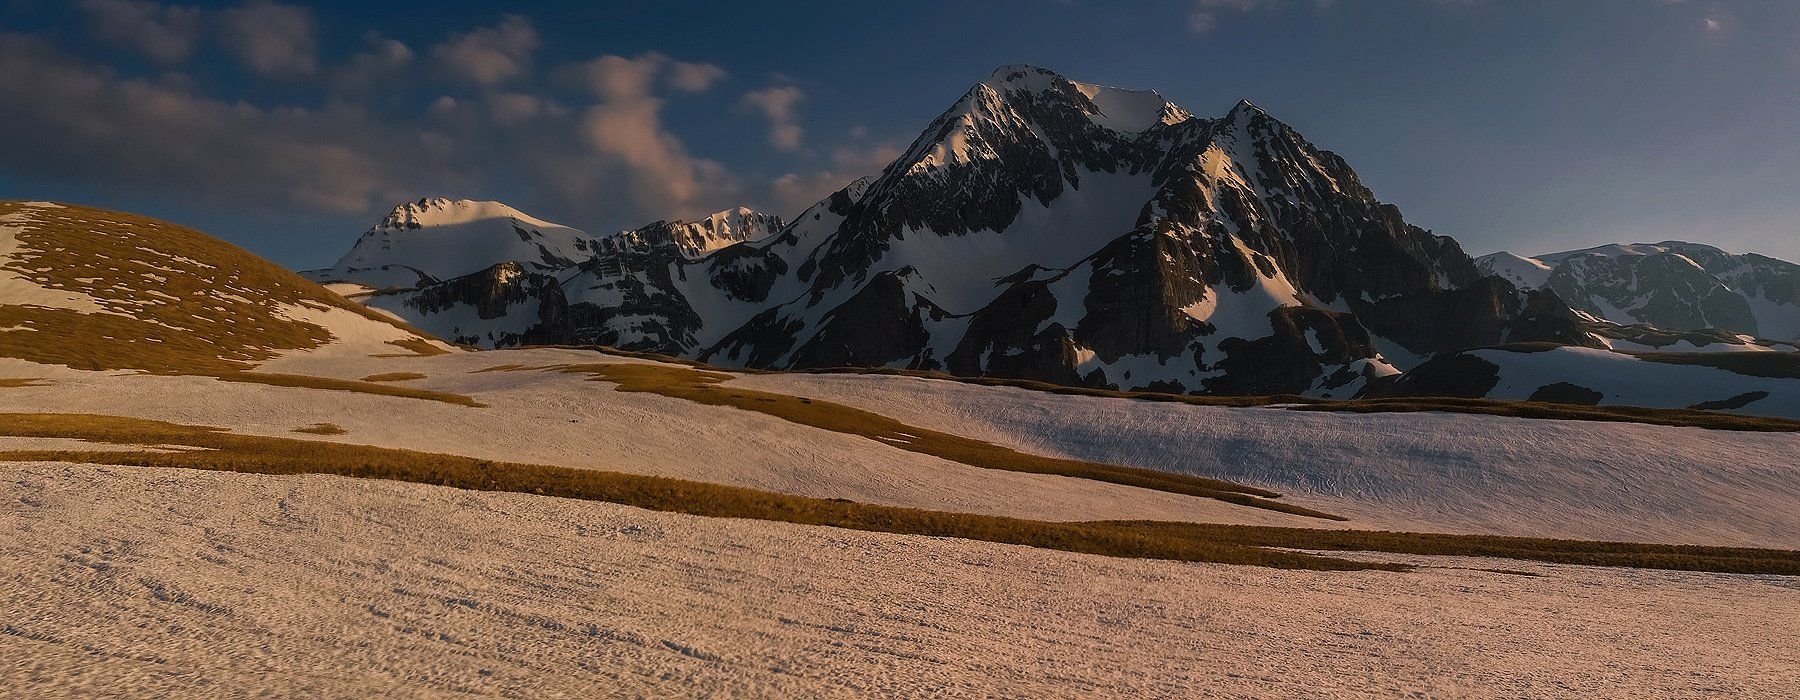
[0,201,440,373]
[360,372,428,383]
[0,201,473,408]
[379,338,453,357]
[212,372,484,407]
[547,362,1342,520]
[292,423,348,435]
[4,412,1795,575]
[0,378,49,387]
[1123,522,1800,576]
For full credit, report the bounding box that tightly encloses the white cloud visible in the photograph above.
[76,0,204,65]
[739,85,806,151]
[669,61,728,93]
[430,14,539,86]
[217,0,317,76]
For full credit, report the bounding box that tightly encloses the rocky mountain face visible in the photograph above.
[697,65,1591,396]
[310,65,1602,397]
[1478,242,1800,343]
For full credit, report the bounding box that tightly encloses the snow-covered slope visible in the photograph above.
[0,200,448,373]
[1477,242,1800,342]
[1372,343,1800,418]
[302,198,609,289]
[9,459,1794,697]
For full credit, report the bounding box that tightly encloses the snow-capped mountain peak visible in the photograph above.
[304,197,605,290]
[982,64,1192,133]
[1476,241,1800,341]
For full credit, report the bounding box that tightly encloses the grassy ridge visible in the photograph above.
[214,372,484,407]
[547,362,1345,521]
[4,412,1796,575]
[1128,523,1800,576]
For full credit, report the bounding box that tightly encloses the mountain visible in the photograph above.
[311,65,1602,396]
[0,200,449,374]
[301,198,612,291]
[603,206,786,260]
[1477,242,1800,344]
[308,201,786,349]
[703,65,1594,396]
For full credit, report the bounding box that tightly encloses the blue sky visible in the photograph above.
[1,0,1796,268]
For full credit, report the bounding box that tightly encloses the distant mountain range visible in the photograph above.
[285,65,1799,414]
[1478,242,1799,344]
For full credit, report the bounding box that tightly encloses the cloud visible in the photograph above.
[217,1,317,76]
[430,14,539,85]
[0,32,448,214]
[76,0,204,65]
[739,85,806,151]
[485,92,564,126]
[566,53,666,100]
[669,61,728,92]
[551,53,742,218]
[0,12,777,236]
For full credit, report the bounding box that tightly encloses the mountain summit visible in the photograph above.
[309,66,1596,396]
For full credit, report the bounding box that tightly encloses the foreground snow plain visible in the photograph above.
[5,461,1796,698]
[2,346,1798,697]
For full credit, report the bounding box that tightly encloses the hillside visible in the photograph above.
[0,200,450,375]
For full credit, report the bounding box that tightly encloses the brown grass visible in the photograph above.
[4,412,1795,575]
[360,372,428,383]
[213,372,485,407]
[292,423,347,435]
[550,362,1344,520]
[379,338,453,357]
[1123,522,1800,576]
[0,201,441,374]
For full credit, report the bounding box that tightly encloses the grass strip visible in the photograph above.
[547,363,1343,521]
[213,372,484,407]
[6,412,1796,576]
[1121,523,1800,576]
[360,372,428,382]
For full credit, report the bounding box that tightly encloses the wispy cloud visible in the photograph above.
[217,1,317,76]
[739,84,806,151]
[76,0,203,65]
